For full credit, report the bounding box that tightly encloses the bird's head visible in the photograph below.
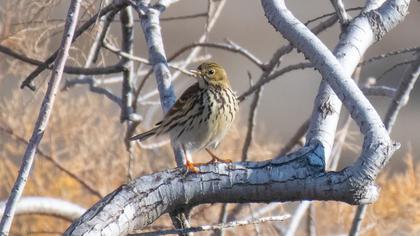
[190,62,230,88]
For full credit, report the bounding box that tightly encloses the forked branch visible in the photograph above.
[63,0,408,235]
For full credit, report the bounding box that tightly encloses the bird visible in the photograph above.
[129,62,239,172]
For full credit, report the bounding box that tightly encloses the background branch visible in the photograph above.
[0,0,82,234]
[0,197,85,222]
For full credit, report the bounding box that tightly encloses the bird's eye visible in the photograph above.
[208,69,215,75]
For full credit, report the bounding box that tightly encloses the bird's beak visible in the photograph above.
[189,69,201,78]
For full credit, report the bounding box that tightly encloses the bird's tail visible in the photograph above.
[128,127,158,142]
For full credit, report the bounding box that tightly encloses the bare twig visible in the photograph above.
[120,6,135,123]
[384,53,420,133]
[239,62,313,102]
[361,85,396,97]
[118,6,138,181]
[131,215,290,236]
[161,12,207,21]
[329,0,351,25]
[377,60,416,80]
[213,204,229,236]
[103,41,195,76]
[307,203,317,236]
[358,46,420,66]
[0,44,125,75]
[168,41,265,70]
[62,77,123,107]
[350,52,420,236]
[241,74,262,161]
[19,1,126,90]
[285,201,311,236]
[89,7,118,65]
[304,7,362,26]
[0,1,82,234]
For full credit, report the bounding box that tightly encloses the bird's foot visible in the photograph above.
[205,148,232,164]
[185,160,200,173]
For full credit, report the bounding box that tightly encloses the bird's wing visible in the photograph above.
[155,83,200,127]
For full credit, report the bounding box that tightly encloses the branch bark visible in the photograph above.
[349,51,420,236]
[62,0,409,235]
[0,1,82,234]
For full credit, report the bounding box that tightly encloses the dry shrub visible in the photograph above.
[313,152,420,236]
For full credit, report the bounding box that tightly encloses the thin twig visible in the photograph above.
[307,203,317,236]
[304,7,362,26]
[329,0,351,25]
[131,215,291,236]
[241,73,261,161]
[285,201,311,236]
[358,46,420,67]
[0,0,82,234]
[62,77,123,107]
[0,44,125,75]
[349,53,420,236]
[239,62,313,102]
[119,6,137,181]
[168,41,265,70]
[90,7,118,64]
[384,53,420,133]
[377,60,416,80]
[161,12,208,21]
[213,204,229,236]
[12,12,208,26]
[361,85,396,97]
[19,1,126,90]
[103,41,195,76]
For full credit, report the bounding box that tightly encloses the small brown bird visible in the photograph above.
[129,62,239,172]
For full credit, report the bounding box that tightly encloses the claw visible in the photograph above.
[185,160,199,173]
[205,148,232,164]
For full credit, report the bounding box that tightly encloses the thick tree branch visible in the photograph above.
[349,51,420,236]
[305,0,409,163]
[133,1,190,233]
[62,0,409,235]
[0,1,82,234]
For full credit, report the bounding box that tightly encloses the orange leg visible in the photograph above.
[185,159,199,173]
[205,148,232,164]
[182,145,199,173]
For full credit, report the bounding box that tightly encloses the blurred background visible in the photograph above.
[0,0,419,235]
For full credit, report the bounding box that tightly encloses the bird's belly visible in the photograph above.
[169,86,238,152]
[171,103,235,152]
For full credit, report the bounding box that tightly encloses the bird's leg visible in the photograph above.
[205,148,232,164]
[183,145,199,173]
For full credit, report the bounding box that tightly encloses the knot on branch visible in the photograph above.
[348,180,380,205]
[364,0,410,42]
[364,10,386,41]
[319,96,337,119]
